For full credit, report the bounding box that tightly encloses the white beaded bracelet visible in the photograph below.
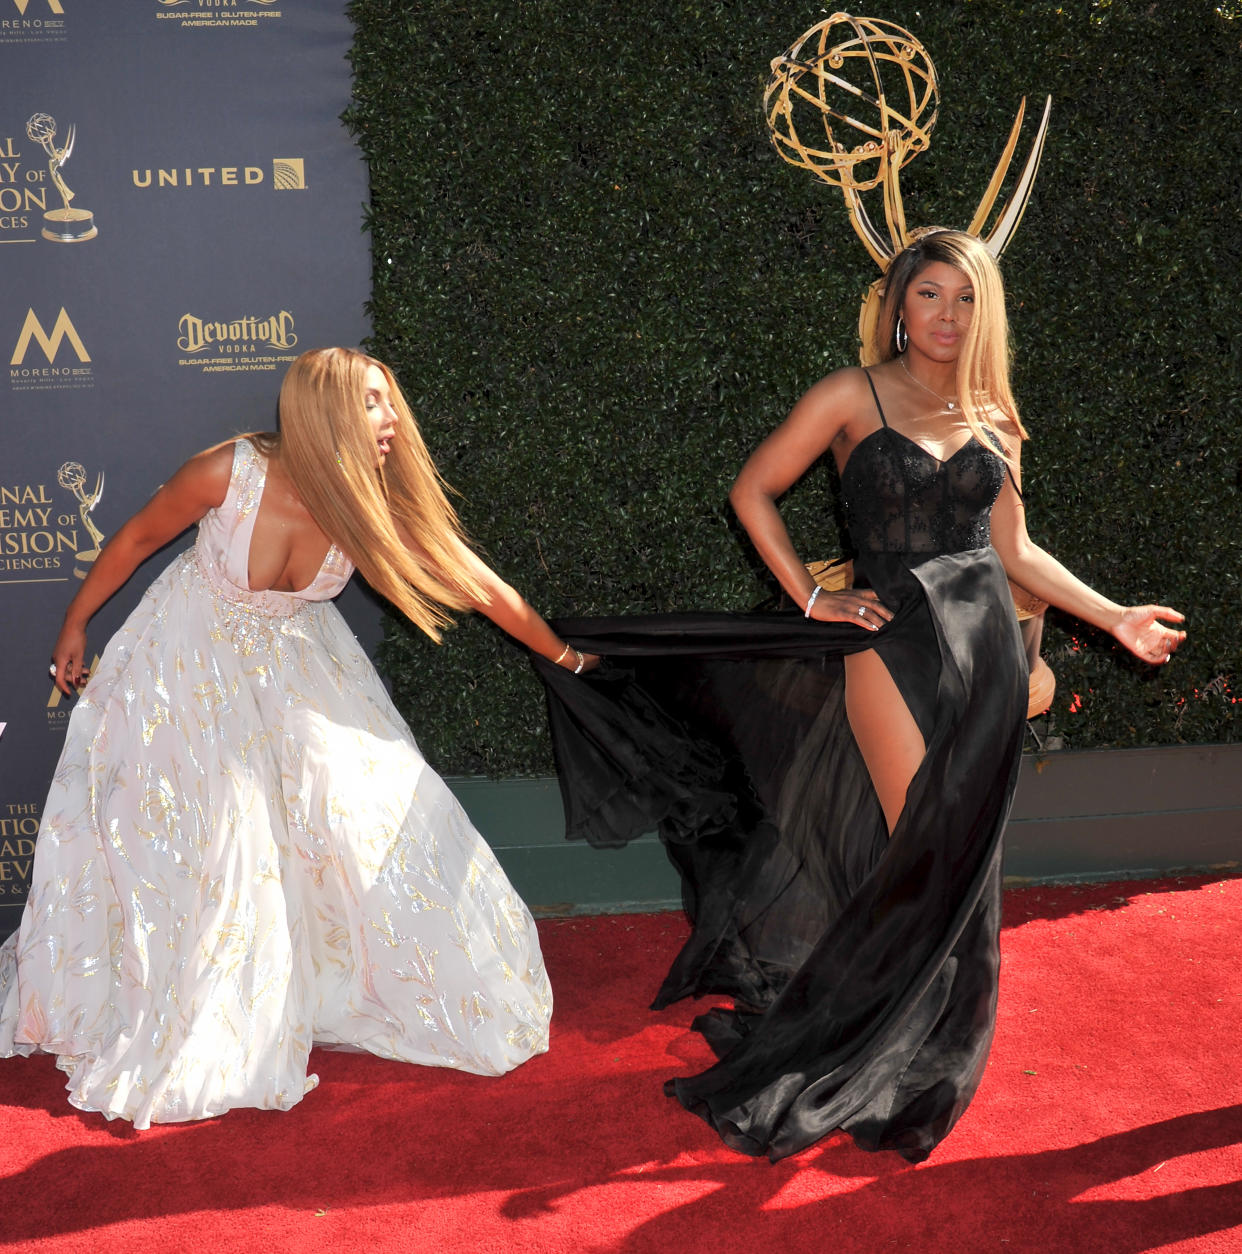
[804,586,822,618]
[573,649,585,674]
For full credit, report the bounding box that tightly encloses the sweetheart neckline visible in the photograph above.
[841,425,989,481]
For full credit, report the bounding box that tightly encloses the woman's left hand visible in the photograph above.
[553,646,601,674]
[1112,606,1186,665]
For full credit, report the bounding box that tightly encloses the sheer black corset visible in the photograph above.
[841,427,1005,557]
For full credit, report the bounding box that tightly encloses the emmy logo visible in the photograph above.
[26,113,97,244]
[57,461,105,577]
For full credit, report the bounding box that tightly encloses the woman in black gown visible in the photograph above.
[536,228,1185,1162]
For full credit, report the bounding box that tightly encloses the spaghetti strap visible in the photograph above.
[861,367,889,428]
[975,423,1024,503]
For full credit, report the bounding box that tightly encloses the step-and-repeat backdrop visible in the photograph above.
[1,0,374,935]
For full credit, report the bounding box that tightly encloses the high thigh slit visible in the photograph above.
[845,647,926,836]
[534,375,1028,1162]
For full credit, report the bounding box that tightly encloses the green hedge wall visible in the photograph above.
[346,0,1241,776]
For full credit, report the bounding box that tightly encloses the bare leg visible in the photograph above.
[845,649,926,836]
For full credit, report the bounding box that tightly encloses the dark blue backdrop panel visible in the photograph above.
[0,0,373,932]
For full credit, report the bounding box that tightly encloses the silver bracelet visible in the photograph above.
[804,586,822,618]
[573,648,585,674]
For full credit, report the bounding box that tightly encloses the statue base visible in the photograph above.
[41,208,97,243]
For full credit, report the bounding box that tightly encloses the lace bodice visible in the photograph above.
[194,439,353,614]
[841,375,1006,557]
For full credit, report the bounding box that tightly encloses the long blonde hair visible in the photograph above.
[265,347,486,641]
[870,229,1029,447]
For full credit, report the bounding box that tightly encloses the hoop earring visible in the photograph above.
[895,316,908,353]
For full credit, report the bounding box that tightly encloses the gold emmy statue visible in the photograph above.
[763,12,1049,363]
[764,14,1055,717]
[27,112,98,244]
[58,461,106,578]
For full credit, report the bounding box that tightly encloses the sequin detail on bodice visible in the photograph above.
[193,439,353,616]
[841,377,1006,557]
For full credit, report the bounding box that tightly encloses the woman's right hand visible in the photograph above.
[50,621,90,695]
[40,444,232,700]
[807,588,893,633]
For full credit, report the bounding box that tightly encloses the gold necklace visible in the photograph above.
[899,356,958,411]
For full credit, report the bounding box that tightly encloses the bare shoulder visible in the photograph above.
[799,364,873,408]
[161,440,239,509]
[785,364,874,431]
[987,409,1024,458]
[193,440,242,471]
[189,439,240,484]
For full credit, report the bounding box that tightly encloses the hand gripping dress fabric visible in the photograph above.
[535,385,1027,1163]
[0,439,551,1127]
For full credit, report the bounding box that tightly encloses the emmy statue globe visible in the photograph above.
[27,112,98,244]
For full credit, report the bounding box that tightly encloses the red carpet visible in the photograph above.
[1,875,1239,1253]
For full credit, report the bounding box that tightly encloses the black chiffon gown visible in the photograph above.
[534,379,1028,1163]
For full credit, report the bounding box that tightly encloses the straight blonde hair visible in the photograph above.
[262,347,487,641]
[870,229,1029,449]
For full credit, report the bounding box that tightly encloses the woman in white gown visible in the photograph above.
[0,347,590,1127]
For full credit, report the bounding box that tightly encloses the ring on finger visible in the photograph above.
[857,605,867,617]
[48,663,56,677]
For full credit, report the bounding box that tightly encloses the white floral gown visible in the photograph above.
[0,439,552,1127]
